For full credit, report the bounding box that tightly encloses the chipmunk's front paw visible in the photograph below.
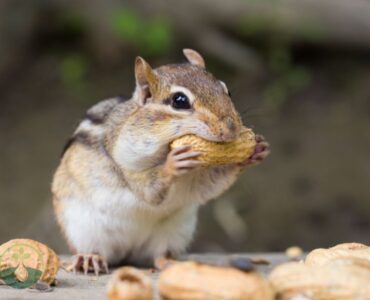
[164,145,203,178]
[66,254,109,276]
[238,135,270,167]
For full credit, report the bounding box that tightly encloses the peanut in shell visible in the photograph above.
[170,127,256,166]
[305,242,370,267]
[107,267,153,300]
[270,243,370,300]
[158,261,273,300]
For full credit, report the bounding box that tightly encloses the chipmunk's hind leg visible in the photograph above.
[66,254,109,276]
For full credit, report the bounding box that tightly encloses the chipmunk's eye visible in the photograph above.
[171,92,191,110]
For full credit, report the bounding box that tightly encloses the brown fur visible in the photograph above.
[51,49,268,267]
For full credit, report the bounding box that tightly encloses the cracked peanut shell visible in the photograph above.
[107,267,153,300]
[170,127,256,166]
[158,261,273,300]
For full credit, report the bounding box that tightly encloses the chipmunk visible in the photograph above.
[52,49,270,275]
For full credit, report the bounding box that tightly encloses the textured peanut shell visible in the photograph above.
[171,127,256,166]
[305,242,370,267]
[158,261,273,300]
[107,267,152,300]
[270,258,370,300]
[0,239,59,285]
[270,243,370,300]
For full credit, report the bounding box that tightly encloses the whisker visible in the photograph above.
[240,106,263,119]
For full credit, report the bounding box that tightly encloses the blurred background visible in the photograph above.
[1,0,370,254]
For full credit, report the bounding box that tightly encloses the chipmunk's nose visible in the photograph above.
[226,116,236,131]
[219,116,240,142]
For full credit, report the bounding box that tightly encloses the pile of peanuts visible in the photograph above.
[107,243,370,300]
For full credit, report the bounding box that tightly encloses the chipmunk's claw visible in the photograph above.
[154,251,178,271]
[164,145,203,178]
[239,134,270,167]
[67,254,109,276]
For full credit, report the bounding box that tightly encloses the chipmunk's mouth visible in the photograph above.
[177,118,242,143]
[194,130,240,143]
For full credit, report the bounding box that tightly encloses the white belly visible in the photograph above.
[61,185,198,264]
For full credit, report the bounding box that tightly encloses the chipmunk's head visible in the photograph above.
[133,49,242,142]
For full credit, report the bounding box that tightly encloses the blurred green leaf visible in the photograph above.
[142,18,171,55]
[269,46,291,73]
[111,10,142,42]
[110,9,171,56]
[60,54,87,86]
[57,14,86,35]
[264,44,311,111]
[300,20,327,42]
[287,67,311,91]
[238,15,274,37]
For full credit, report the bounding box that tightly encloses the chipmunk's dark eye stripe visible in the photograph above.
[163,97,171,105]
[171,92,191,110]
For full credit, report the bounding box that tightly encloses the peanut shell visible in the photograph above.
[170,127,256,166]
[270,243,370,300]
[305,242,370,267]
[270,258,370,300]
[107,267,152,300]
[158,261,273,300]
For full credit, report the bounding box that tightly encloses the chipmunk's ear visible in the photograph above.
[183,49,205,68]
[134,56,157,105]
